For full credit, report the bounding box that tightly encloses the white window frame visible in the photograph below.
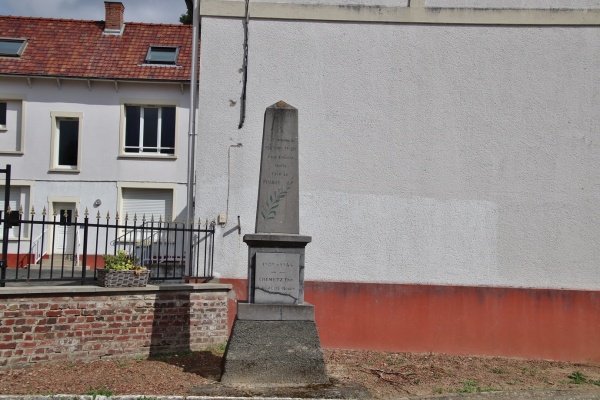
[50,111,83,172]
[0,181,34,239]
[0,94,26,154]
[119,99,178,159]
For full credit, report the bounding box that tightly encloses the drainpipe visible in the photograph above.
[185,0,200,277]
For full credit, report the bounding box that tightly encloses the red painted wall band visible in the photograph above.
[220,278,600,363]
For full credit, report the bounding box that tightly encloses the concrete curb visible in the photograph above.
[0,397,307,400]
[0,390,599,400]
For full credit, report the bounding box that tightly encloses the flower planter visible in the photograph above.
[97,269,149,287]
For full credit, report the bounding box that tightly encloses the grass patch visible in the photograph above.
[84,386,114,399]
[385,354,406,366]
[568,371,591,384]
[457,380,499,393]
[521,366,536,376]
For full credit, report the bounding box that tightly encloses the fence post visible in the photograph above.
[1,164,11,287]
[81,210,89,284]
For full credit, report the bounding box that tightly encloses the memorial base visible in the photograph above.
[220,303,329,387]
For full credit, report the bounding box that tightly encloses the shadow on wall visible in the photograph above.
[149,292,191,356]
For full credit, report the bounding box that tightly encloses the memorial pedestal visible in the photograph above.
[220,302,328,386]
[220,234,328,386]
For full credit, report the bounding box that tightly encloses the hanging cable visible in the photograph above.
[238,0,250,129]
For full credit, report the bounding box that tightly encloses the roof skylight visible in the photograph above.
[0,38,27,57]
[145,46,179,65]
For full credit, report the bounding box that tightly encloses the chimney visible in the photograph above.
[104,2,125,34]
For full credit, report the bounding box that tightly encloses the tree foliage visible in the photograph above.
[180,0,193,24]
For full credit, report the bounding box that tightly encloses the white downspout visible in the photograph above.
[185,0,200,277]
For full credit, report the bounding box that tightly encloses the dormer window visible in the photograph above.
[145,46,179,65]
[0,38,27,57]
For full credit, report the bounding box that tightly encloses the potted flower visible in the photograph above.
[97,250,149,287]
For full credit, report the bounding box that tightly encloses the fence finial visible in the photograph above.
[74,208,79,219]
[84,207,89,217]
[42,207,47,216]
[18,205,23,215]
[106,211,110,220]
[96,210,101,219]
[30,206,35,216]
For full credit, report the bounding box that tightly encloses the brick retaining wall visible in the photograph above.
[0,284,231,368]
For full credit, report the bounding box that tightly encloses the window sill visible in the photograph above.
[4,236,31,241]
[0,150,23,155]
[118,154,177,160]
[48,168,80,174]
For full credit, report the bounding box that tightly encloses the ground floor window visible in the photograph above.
[0,185,30,238]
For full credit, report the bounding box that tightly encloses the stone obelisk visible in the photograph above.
[220,101,328,386]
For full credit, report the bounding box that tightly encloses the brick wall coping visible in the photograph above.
[0,283,232,297]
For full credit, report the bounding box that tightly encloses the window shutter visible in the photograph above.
[121,188,173,221]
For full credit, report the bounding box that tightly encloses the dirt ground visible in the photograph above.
[1,348,600,398]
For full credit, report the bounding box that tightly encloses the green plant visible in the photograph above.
[103,250,145,272]
[206,342,227,354]
[569,371,588,384]
[456,380,498,393]
[433,387,443,394]
[457,380,479,393]
[491,368,506,374]
[385,355,406,366]
[84,386,114,399]
[521,366,536,376]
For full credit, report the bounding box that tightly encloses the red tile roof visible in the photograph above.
[0,16,195,82]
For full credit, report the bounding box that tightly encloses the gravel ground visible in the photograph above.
[1,349,600,398]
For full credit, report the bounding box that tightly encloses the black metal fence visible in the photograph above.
[0,206,215,286]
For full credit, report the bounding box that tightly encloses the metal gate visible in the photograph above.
[0,164,11,287]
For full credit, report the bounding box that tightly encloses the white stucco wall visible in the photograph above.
[426,0,600,8]
[196,13,600,290]
[0,77,190,216]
